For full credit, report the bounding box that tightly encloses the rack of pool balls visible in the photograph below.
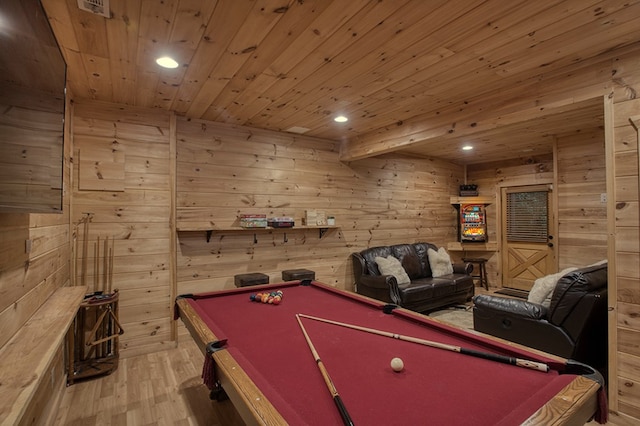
[250,290,283,305]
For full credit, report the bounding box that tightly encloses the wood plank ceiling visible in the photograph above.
[40,0,640,164]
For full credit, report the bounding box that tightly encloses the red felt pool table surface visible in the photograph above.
[175,281,601,425]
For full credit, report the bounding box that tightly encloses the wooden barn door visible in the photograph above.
[501,185,556,291]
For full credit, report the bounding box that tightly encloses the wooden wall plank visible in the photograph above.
[618,276,640,304]
[0,86,64,213]
[612,93,640,417]
[556,128,608,269]
[72,101,172,357]
[176,116,464,295]
[78,138,125,191]
[0,258,68,350]
[0,100,72,426]
[0,234,69,313]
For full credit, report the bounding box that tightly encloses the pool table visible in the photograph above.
[175,280,605,426]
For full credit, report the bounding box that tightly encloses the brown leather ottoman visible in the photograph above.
[282,269,315,281]
[234,273,269,287]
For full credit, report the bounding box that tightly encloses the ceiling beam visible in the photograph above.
[339,94,606,161]
[337,42,640,161]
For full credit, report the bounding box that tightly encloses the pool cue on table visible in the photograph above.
[295,314,355,426]
[298,314,549,373]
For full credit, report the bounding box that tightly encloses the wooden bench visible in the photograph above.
[0,286,86,425]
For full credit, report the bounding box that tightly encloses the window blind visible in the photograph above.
[506,191,548,242]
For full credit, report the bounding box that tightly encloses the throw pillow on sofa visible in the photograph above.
[527,267,578,307]
[401,252,423,279]
[427,247,453,277]
[375,256,411,285]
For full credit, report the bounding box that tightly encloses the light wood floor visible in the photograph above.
[54,340,244,426]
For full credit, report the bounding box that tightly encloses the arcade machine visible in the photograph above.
[459,204,487,242]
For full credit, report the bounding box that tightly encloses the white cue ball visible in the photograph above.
[390,357,404,372]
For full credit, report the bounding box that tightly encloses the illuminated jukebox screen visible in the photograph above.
[460,204,487,242]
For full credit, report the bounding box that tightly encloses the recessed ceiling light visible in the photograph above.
[156,56,179,69]
[334,115,348,123]
[462,145,474,151]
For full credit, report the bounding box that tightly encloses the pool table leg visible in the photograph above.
[204,340,229,402]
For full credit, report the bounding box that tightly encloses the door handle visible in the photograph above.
[547,242,554,247]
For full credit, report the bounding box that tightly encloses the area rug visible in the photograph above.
[428,307,474,330]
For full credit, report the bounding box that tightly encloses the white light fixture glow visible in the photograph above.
[334,115,348,123]
[156,56,179,69]
[462,145,474,151]
[285,126,310,134]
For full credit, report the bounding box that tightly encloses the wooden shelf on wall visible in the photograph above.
[449,196,494,205]
[447,242,498,252]
[177,226,340,242]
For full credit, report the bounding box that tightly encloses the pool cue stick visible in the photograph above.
[102,238,108,355]
[81,214,90,287]
[295,315,355,426]
[100,237,105,357]
[106,239,113,354]
[97,236,101,292]
[94,238,101,358]
[103,237,109,292]
[72,229,78,286]
[299,314,549,373]
[108,244,114,294]
[93,240,98,293]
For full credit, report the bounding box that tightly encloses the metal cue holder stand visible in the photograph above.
[67,231,124,385]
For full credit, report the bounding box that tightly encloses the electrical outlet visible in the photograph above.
[600,193,607,203]
[25,239,32,254]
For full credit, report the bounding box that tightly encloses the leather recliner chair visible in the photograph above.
[473,263,608,377]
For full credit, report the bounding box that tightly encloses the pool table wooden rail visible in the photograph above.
[522,375,599,425]
[431,317,602,426]
[176,298,287,426]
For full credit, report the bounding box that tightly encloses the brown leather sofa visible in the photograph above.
[351,243,474,313]
[473,262,607,377]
